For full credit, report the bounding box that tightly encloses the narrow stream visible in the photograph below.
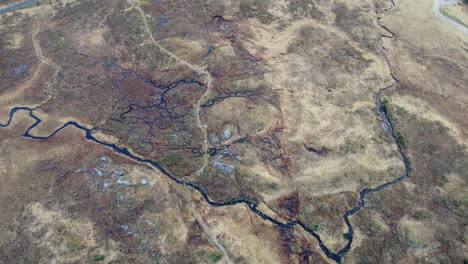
[0,0,411,263]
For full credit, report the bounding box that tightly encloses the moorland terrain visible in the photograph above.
[0,0,467,263]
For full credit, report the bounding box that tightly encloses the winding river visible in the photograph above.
[0,0,412,263]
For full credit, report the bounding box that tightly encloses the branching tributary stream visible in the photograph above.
[0,0,411,263]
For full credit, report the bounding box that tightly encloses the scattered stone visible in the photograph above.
[93,168,103,177]
[102,182,111,192]
[140,219,155,227]
[117,177,131,186]
[223,128,231,140]
[212,161,235,174]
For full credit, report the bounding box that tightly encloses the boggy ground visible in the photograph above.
[344,0,468,263]
[0,0,466,263]
[1,0,405,254]
[0,112,333,263]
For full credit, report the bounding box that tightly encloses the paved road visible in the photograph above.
[433,0,468,34]
[0,0,40,15]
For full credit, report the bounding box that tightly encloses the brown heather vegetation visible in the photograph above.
[0,0,466,263]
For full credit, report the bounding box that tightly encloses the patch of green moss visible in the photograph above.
[91,255,105,263]
[56,223,67,234]
[381,99,389,115]
[339,136,366,154]
[209,252,223,263]
[396,132,407,150]
[412,211,428,221]
[70,238,86,253]
[308,223,321,231]
[372,221,383,233]
[161,153,185,167]
[267,182,279,191]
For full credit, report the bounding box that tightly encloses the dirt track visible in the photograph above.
[432,0,468,34]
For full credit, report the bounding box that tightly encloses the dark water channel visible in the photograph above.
[0,1,411,262]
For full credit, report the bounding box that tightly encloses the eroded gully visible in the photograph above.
[0,0,410,263]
